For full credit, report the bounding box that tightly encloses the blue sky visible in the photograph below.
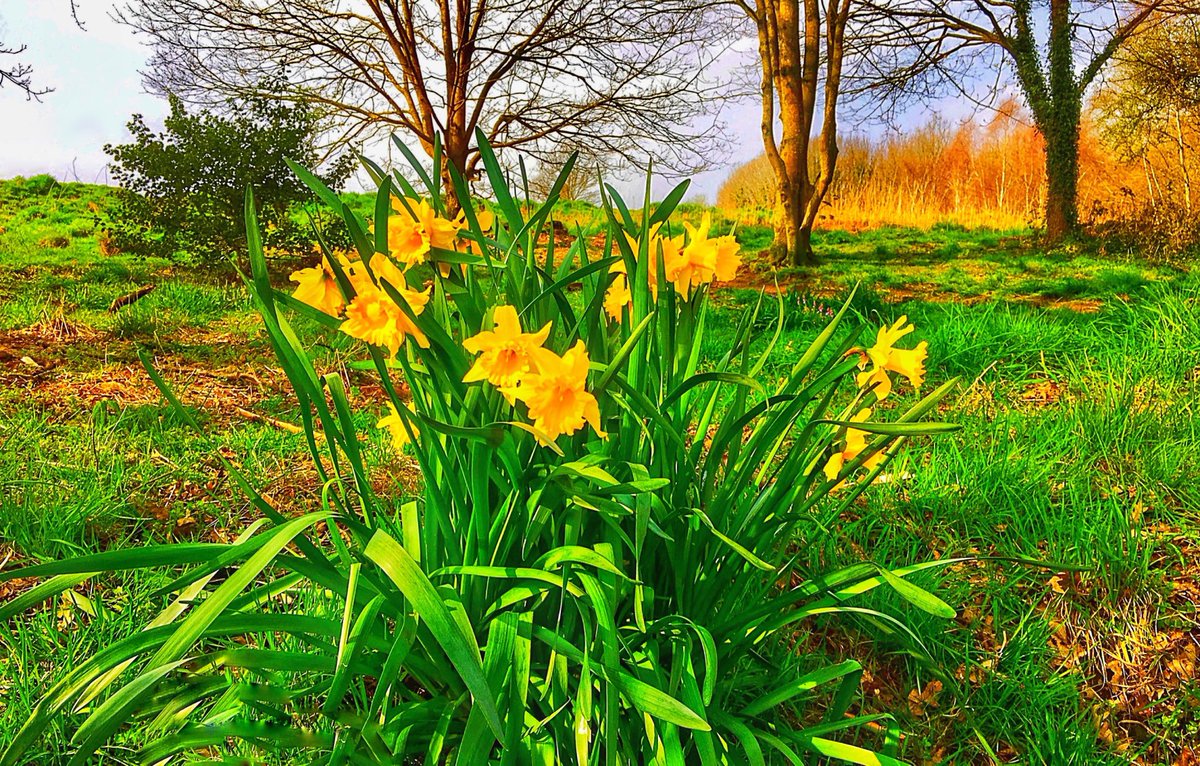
[0,3,154,184]
[0,3,961,202]
[0,2,775,201]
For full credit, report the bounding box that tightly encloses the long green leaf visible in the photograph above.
[363,530,504,739]
[877,566,956,618]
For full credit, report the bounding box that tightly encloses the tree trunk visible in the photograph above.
[794,224,814,265]
[763,0,821,268]
[441,137,469,214]
[1043,115,1079,239]
[1175,109,1193,213]
[1043,0,1080,240]
[773,179,816,266]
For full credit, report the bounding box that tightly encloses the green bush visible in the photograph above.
[99,93,354,262]
[0,174,61,199]
[1,140,960,764]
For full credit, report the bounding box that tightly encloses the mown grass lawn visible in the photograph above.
[2,178,1198,763]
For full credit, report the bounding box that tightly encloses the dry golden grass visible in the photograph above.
[718,98,1196,234]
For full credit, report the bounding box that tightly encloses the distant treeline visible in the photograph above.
[719,97,1198,254]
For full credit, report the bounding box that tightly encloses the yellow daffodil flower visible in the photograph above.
[387,212,429,268]
[856,316,928,400]
[462,305,553,389]
[377,401,419,451]
[391,197,487,276]
[289,257,345,317]
[713,234,742,283]
[471,208,495,233]
[460,207,495,258]
[507,341,605,444]
[414,198,463,252]
[369,251,408,292]
[342,258,375,296]
[669,214,743,295]
[605,227,671,319]
[601,216,742,318]
[823,408,885,487]
[603,261,632,321]
[340,282,431,356]
[665,230,715,296]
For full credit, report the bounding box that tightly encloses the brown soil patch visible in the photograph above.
[0,317,388,425]
[3,349,291,420]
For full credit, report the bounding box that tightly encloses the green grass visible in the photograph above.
[744,225,1183,306]
[709,280,1200,762]
[2,176,1198,763]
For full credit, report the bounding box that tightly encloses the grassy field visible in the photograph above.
[2,176,1198,763]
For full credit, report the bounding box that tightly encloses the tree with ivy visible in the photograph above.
[855,0,1198,239]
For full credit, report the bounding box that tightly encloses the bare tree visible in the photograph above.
[728,0,854,265]
[114,0,741,201]
[853,0,1198,239]
[1095,15,1200,211]
[525,146,606,203]
[0,3,85,99]
[0,41,48,99]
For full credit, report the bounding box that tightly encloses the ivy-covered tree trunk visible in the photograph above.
[860,0,1175,243]
[1042,105,1080,239]
[1042,0,1080,239]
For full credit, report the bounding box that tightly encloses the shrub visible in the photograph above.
[1090,197,1200,263]
[99,93,354,262]
[1,174,61,199]
[1,141,959,764]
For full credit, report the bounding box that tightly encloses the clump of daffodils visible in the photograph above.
[287,194,929,473]
[824,316,929,486]
[288,199,491,355]
[605,213,741,320]
[289,205,744,449]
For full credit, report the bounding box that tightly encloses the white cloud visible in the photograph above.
[0,2,166,182]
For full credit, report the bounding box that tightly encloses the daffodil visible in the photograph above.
[621,227,664,298]
[604,227,669,320]
[377,401,419,451]
[823,408,886,486]
[603,261,632,321]
[342,257,375,296]
[471,207,495,233]
[390,197,479,276]
[713,233,742,282]
[387,212,429,268]
[340,282,431,356]
[856,316,928,400]
[369,251,408,291]
[462,305,553,389]
[508,341,604,444]
[461,207,495,256]
[289,257,345,317]
[414,198,464,252]
[665,223,715,296]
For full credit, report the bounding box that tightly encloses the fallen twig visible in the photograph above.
[108,284,157,313]
[234,406,304,434]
